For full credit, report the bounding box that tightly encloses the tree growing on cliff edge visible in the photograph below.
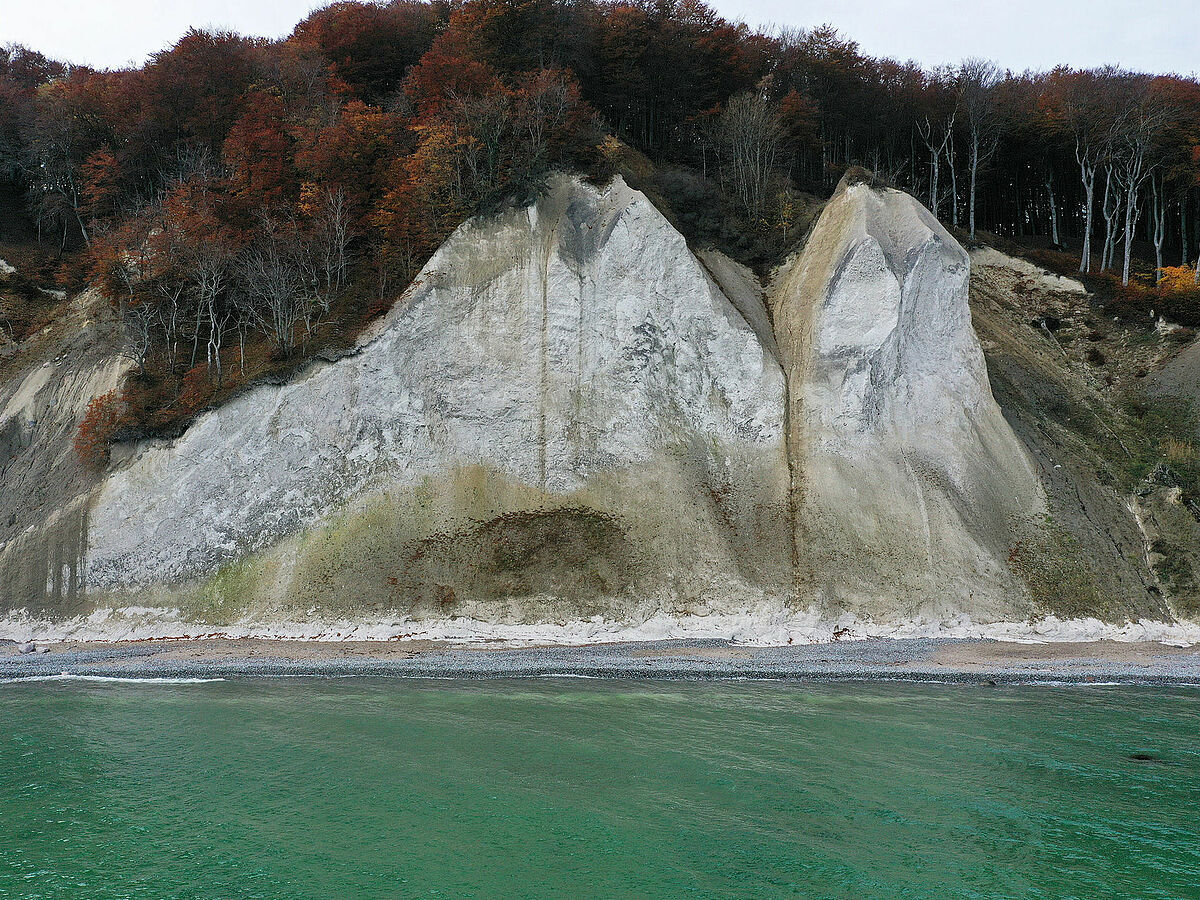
[1109,80,1171,285]
[916,85,955,221]
[713,91,782,223]
[958,58,1001,238]
[3,0,1200,439]
[1042,67,1118,273]
[233,212,313,358]
[74,389,127,467]
[10,3,1200,272]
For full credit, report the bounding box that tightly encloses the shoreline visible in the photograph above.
[4,637,1200,685]
[5,608,1200,648]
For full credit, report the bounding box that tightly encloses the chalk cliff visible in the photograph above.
[769,170,1046,620]
[2,170,1188,630]
[78,174,790,620]
[0,288,128,611]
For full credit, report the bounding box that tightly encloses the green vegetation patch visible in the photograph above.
[1007,515,1115,620]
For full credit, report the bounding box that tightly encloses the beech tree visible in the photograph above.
[714,91,782,222]
[139,29,261,155]
[290,0,440,102]
[1108,80,1170,284]
[958,58,1002,238]
[307,186,352,303]
[234,213,312,357]
[1099,164,1122,273]
[1043,68,1116,271]
[223,92,296,207]
[1150,174,1169,283]
[916,90,955,220]
[4,0,1200,441]
[21,71,114,247]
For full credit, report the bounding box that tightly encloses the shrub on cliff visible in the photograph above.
[74,389,128,467]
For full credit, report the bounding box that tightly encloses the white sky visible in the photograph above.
[0,0,1195,76]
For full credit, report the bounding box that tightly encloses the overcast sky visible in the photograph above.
[0,0,1195,76]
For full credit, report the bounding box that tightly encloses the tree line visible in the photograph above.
[0,0,1197,441]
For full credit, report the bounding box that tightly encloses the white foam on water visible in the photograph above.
[0,673,224,684]
[1019,681,1128,687]
[536,673,600,679]
[3,605,1200,648]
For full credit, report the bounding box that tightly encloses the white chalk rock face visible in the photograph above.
[0,288,130,608]
[769,171,1046,620]
[84,175,792,619]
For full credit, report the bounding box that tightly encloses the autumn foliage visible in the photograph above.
[0,0,1197,437]
[74,389,128,466]
[1157,265,1199,292]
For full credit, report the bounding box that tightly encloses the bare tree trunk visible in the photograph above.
[917,117,942,218]
[1100,167,1119,272]
[1151,176,1167,285]
[968,132,978,236]
[715,93,781,223]
[1113,95,1168,286]
[1046,171,1060,246]
[958,60,1000,239]
[190,309,202,369]
[1119,146,1150,287]
[1121,175,1144,288]
[74,209,90,247]
[946,129,958,227]
[1076,140,1097,273]
[1121,198,1135,287]
[64,171,90,248]
[1181,196,1189,267]
[208,308,220,385]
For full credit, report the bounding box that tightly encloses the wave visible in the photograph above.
[0,673,224,685]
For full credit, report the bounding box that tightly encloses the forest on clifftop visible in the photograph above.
[1,0,1198,455]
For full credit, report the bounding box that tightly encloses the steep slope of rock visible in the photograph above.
[1141,337,1200,614]
[768,170,1047,620]
[0,288,127,611]
[969,249,1187,620]
[3,167,1194,631]
[1148,337,1200,436]
[73,174,792,620]
[970,251,1161,614]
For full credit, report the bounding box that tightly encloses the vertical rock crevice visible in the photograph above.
[768,169,1048,620]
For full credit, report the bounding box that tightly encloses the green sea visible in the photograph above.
[1,678,1198,899]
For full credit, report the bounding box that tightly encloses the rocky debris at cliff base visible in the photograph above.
[969,247,1087,295]
[3,605,1199,649]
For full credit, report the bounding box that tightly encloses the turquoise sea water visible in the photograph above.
[1,678,1198,899]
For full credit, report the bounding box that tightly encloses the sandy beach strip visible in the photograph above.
[2,637,1200,684]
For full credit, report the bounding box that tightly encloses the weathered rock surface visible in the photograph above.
[2,169,1192,628]
[968,248,1175,621]
[969,246,1087,295]
[0,289,127,611]
[78,175,792,620]
[768,170,1047,620]
[1148,336,1200,434]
